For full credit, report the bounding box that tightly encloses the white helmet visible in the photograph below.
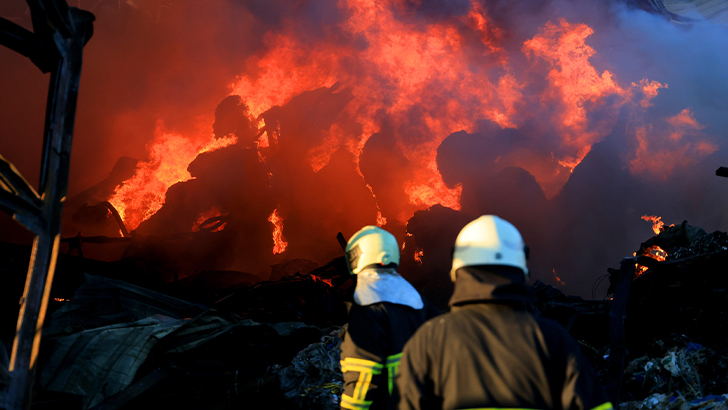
[451,215,529,281]
[346,226,400,275]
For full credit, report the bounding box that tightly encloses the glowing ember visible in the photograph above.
[311,274,333,287]
[192,206,228,232]
[268,207,288,254]
[635,245,668,277]
[53,298,69,302]
[552,269,565,285]
[414,249,424,264]
[108,125,236,231]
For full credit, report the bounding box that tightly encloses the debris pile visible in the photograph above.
[619,336,728,406]
[2,220,728,408]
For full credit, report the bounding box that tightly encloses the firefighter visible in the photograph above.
[393,215,613,410]
[340,225,440,410]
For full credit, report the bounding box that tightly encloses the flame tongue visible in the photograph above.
[108,125,236,232]
[268,207,288,254]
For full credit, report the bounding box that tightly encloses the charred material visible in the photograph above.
[0,1,94,408]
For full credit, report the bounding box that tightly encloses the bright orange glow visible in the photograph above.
[523,19,630,175]
[192,206,228,232]
[635,245,668,277]
[633,79,668,108]
[108,124,237,231]
[552,268,565,285]
[268,207,288,254]
[629,108,717,178]
[414,249,424,264]
[641,215,666,235]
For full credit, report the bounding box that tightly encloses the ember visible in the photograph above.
[414,249,424,264]
[634,245,668,277]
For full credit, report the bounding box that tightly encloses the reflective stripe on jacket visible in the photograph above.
[340,300,439,410]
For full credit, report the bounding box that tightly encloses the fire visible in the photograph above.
[633,79,668,108]
[268,207,288,254]
[310,274,333,287]
[522,19,629,175]
[641,215,671,235]
[635,245,668,277]
[228,1,672,214]
[110,0,709,256]
[108,124,236,231]
[552,269,565,285]
[53,298,69,302]
[192,206,228,232]
[414,249,424,264]
[628,108,717,178]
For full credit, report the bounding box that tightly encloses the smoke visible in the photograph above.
[2,0,727,298]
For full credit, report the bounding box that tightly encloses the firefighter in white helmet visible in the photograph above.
[339,226,439,410]
[393,215,613,410]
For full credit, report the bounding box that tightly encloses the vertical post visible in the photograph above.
[0,3,94,409]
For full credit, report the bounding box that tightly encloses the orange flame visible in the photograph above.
[552,268,565,285]
[629,108,717,178]
[414,249,424,264]
[635,245,668,277]
[108,124,236,231]
[268,207,288,254]
[523,19,630,177]
[641,215,666,235]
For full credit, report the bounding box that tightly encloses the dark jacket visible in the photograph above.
[341,299,440,410]
[393,266,613,410]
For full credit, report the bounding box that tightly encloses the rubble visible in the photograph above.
[1,219,728,409]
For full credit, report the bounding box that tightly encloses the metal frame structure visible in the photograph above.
[0,2,94,409]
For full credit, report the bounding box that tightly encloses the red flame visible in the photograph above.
[310,274,333,287]
[108,0,716,256]
[414,249,424,264]
[268,207,288,254]
[108,124,236,231]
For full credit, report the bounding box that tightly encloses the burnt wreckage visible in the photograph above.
[3,217,728,409]
[4,2,728,410]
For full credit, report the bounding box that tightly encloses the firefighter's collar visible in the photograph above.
[354,267,424,309]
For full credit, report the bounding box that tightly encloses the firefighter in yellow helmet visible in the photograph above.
[339,226,439,410]
[393,215,613,410]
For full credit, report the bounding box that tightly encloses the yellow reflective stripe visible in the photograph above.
[385,353,402,394]
[340,357,384,374]
[591,403,614,410]
[354,371,373,400]
[341,393,373,410]
[341,357,383,404]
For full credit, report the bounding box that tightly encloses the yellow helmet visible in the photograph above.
[451,215,529,281]
[346,226,400,275]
